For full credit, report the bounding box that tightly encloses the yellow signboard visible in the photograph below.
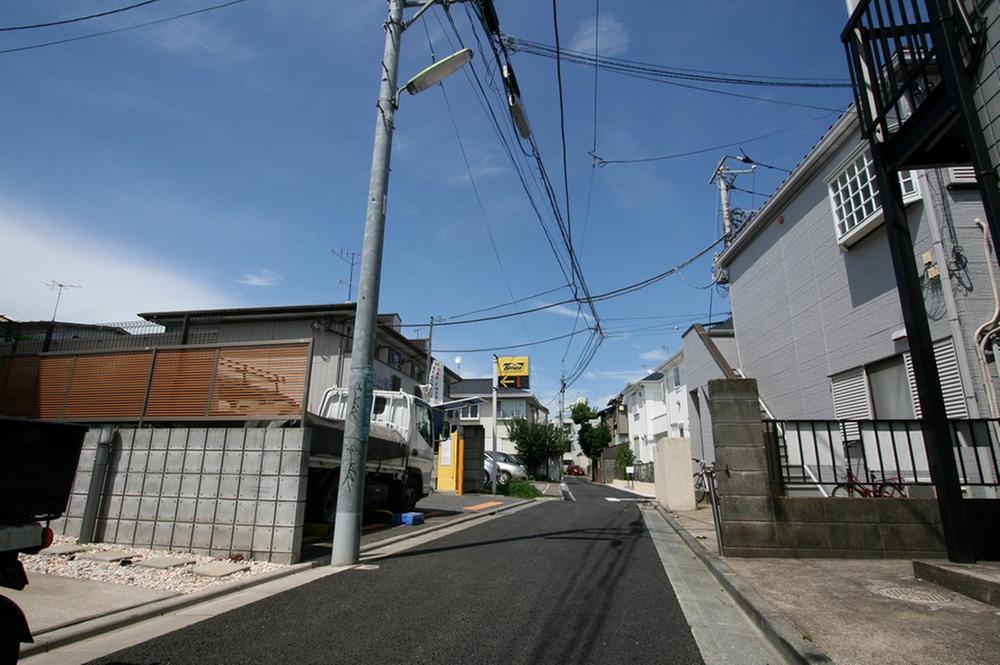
[497,356,530,388]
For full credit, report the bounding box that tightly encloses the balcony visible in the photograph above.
[842,0,980,169]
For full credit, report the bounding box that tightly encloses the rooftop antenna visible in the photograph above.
[40,279,81,321]
[331,248,360,302]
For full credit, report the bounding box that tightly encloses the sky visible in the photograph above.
[0,0,856,416]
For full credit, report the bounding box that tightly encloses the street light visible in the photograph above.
[404,48,473,95]
[331,0,473,567]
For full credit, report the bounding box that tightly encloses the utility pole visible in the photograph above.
[491,354,499,495]
[710,158,754,240]
[330,0,474,566]
[330,0,404,567]
[332,248,361,302]
[559,375,565,481]
[425,317,434,384]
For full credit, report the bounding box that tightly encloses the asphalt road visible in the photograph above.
[88,480,705,664]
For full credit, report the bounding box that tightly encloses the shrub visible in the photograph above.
[505,477,544,499]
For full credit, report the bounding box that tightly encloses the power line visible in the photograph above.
[0,0,252,56]
[0,0,163,31]
[594,112,838,165]
[407,234,724,328]
[434,328,592,354]
[551,0,574,288]
[437,284,571,322]
[506,37,853,88]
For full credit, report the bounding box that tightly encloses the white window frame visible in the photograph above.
[827,149,920,247]
[458,404,479,420]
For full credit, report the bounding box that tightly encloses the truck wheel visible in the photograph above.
[314,474,340,524]
[392,474,420,513]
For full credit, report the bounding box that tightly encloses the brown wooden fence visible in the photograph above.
[0,341,311,422]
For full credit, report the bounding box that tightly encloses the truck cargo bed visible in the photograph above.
[304,412,408,462]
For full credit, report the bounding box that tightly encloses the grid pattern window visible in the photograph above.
[829,151,918,239]
[458,404,479,420]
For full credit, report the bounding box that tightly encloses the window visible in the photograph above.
[388,349,404,371]
[499,399,527,420]
[458,404,479,420]
[673,366,682,388]
[828,150,919,243]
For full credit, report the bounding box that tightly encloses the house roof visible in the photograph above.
[717,108,858,266]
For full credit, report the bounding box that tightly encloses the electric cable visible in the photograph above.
[594,112,838,165]
[0,0,252,56]
[506,37,854,88]
[434,328,592,354]
[0,0,163,31]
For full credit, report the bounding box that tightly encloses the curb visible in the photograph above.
[359,498,534,554]
[21,560,320,658]
[652,504,834,665]
[20,499,535,658]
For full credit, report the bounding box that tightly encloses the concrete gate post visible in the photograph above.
[707,379,777,554]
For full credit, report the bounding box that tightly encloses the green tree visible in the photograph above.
[569,400,597,425]
[506,417,570,480]
[582,423,612,461]
[615,443,635,476]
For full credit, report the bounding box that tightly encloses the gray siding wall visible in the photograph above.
[973,0,1000,182]
[725,128,994,420]
[54,427,310,564]
[681,330,737,466]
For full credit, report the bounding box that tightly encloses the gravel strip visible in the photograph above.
[20,536,286,595]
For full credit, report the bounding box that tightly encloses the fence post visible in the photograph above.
[79,426,115,544]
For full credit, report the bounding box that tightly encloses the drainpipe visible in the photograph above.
[920,171,982,417]
[79,426,115,544]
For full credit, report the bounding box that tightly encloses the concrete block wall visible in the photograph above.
[54,427,310,564]
[708,378,949,559]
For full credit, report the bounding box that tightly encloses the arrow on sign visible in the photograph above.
[499,376,516,388]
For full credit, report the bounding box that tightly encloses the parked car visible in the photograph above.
[483,450,528,487]
[566,464,586,477]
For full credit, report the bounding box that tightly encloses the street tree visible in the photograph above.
[615,442,635,477]
[506,417,570,480]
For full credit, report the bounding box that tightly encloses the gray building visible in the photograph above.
[685,110,998,460]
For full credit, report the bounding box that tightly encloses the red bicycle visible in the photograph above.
[832,464,905,498]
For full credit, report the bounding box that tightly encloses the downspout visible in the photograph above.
[973,219,1000,417]
[920,171,982,417]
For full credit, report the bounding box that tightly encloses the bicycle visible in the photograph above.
[831,464,905,498]
[692,458,718,505]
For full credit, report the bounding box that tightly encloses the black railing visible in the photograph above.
[843,0,941,145]
[765,419,1000,494]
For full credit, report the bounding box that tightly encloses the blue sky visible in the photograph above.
[0,1,855,413]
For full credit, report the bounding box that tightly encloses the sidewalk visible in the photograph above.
[13,492,534,661]
[670,506,1000,665]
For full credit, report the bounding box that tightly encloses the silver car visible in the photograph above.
[483,450,528,486]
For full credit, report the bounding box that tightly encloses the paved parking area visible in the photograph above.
[299,491,526,561]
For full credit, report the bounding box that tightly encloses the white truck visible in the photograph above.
[304,388,441,523]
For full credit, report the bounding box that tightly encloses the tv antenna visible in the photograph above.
[331,248,360,302]
[40,279,81,321]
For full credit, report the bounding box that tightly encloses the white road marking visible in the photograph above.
[559,482,576,501]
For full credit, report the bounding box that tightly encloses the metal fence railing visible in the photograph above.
[765,419,1000,496]
[0,319,223,356]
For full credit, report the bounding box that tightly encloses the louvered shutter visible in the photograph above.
[831,367,871,440]
[904,338,969,418]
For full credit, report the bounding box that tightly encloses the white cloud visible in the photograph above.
[541,302,594,326]
[237,269,282,287]
[639,348,669,362]
[0,203,233,323]
[570,15,629,57]
[133,11,254,62]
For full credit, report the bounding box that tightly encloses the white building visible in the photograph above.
[445,379,549,457]
[621,351,689,462]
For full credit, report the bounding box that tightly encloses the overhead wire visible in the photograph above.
[594,112,838,165]
[0,0,252,56]
[434,328,592,354]
[0,0,163,31]
[406,234,724,328]
[506,37,854,88]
